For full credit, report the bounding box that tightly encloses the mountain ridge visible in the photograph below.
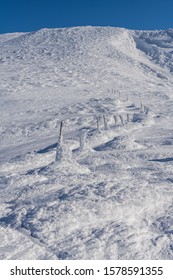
[1,26,173,96]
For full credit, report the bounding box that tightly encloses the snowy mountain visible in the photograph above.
[1,26,173,259]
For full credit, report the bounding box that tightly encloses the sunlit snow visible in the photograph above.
[1,26,173,259]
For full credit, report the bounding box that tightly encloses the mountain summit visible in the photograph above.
[0,26,173,95]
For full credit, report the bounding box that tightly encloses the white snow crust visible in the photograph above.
[1,26,173,259]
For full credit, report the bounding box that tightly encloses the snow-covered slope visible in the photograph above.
[1,26,173,259]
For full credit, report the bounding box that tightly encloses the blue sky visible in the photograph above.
[0,0,173,34]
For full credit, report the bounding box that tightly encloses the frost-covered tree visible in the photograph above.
[119,115,124,125]
[79,128,87,152]
[55,121,63,162]
[96,116,101,133]
[114,115,117,126]
[103,114,108,130]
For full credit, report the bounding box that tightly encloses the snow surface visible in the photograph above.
[1,26,173,259]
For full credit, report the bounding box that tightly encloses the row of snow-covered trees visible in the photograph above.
[55,103,149,162]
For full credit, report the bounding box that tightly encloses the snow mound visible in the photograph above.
[94,135,143,151]
[0,226,57,260]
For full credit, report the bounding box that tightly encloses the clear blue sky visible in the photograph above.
[0,0,173,34]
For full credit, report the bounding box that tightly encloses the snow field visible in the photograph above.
[1,26,173,259]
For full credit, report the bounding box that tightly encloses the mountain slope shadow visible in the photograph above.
[37,143,57,154]
[149,157,173,162]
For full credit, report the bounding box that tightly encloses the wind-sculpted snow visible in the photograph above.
[135,29,173,72]
[1,26,173,259]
